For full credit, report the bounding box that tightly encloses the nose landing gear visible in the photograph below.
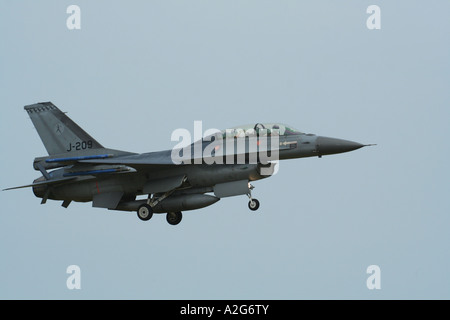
[248,198,260,211]
[247,183,260,211]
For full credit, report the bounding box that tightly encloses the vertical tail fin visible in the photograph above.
[24,102,103,155]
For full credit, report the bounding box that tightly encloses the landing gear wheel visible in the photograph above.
[248,198,260,211]
[166,211,183,225]
[137,204,153,221]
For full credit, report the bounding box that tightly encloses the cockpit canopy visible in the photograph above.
[217,123,303,139]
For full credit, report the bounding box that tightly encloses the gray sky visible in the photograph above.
[0,1,449,299]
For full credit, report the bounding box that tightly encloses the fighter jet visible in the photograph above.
[4,102,372,225]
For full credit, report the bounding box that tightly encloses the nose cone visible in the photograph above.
[316,136,364,156]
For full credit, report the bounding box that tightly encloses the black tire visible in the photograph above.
[166,211,182,225]
[248,199,260,211]
[137,204,153,221]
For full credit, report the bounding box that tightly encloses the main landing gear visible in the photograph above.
[166,211,183,225]
[137,204,183,226]
[137,203,153,221]
[137,191,183,225]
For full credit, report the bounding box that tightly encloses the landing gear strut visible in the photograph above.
[137,189,178,223]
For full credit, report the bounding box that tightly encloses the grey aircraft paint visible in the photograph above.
[4,102,373,225]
